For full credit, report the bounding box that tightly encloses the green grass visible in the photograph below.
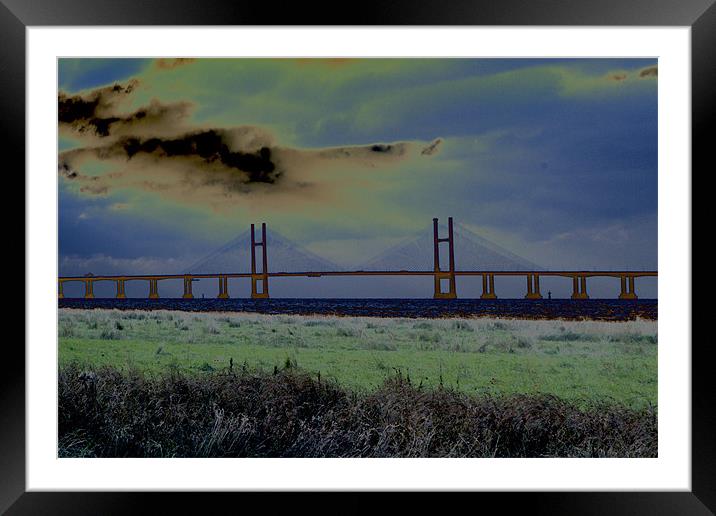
[58,309,657,409]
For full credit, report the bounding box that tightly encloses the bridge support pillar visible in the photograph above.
[432,217,457,299]
[217,276,229,299]
[433,272,457,299]
[148,279,159,299]
[116,279,126,299]
[571,275,589,300]
[250,223,270,299]
[251,275,269,299]
[525,273,542,299]
[481,273,497,299]
[58,281,64,299]
[84,280,94,299]
[619,275,638,300]
[183,276,194,299]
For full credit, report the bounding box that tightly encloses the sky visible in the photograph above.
[58,58,658,298]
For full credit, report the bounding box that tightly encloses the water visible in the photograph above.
[59,298,657,321]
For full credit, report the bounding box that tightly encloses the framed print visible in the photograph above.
[8,0,712,512]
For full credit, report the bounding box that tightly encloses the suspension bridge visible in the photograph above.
[57,217,656,300]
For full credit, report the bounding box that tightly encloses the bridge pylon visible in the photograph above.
[217,275,229,299]
[251,223,269,299]
[525,273,542,299]
[481,273,497,299]
[84,279,94,299]
[148,278,159,299]
[116,279,126,299]
[183,275,194,299]
[433,217,457,299]
[571,275,589,300]
[619,274,638,300]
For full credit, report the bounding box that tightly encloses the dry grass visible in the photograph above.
[58,363,657,458]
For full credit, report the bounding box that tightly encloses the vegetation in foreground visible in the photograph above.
[59,309,658,409]
[59,363,657,458]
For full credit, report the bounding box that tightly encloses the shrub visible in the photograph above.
[451,320,473,332]
[418,331,440,343]
[516,336,534,349]
[204,323,221,335]
[542,332,598,342]
[99,329,120,340]
[336,327,358,338]
[59,323,75,338]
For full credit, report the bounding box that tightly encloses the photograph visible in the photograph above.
[56,57,659,459]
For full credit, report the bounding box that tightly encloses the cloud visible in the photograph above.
[154,58,196,70]
[554,64,658,96]
[58,81,443,210]
[294,58,355,68]
[59,80,193,140]
[420,138,443,155]
[605,66,657,82]
[59,80,138,135]
[639,66,658,78]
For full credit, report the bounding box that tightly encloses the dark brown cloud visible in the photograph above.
[59,81,192,139]
[121,130,278,183]
[154,58,197,70]
[58,80,442,209]
[154,57,196,70]
[602,66,657,84]
[639,66,658,78]
[59,80,138,136]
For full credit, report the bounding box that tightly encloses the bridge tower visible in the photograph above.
[251,223,269,299]
[618,274,638,300]
[433,217,457,299]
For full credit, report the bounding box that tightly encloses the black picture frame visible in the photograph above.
[6,0,711,512]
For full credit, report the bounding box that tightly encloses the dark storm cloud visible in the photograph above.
[59,80,192,138]
[59,80,137,135]
[58,80,442,208]
[58,80,281,189]
[121,130,279,183]
[639,66,658,78]
[58,128,281,201]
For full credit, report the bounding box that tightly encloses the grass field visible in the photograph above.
[58,308,657,409]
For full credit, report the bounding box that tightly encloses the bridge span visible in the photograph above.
[58,219,656,300]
